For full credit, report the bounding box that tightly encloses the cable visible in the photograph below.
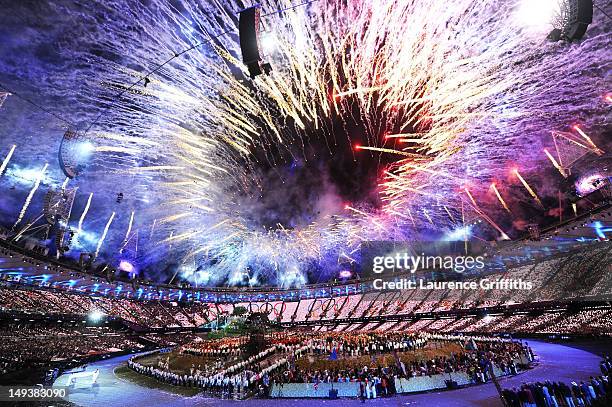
[0,81,76,128]
[593,2,612,22]
[83,29,234,135]
[84,0,318,135]
[262,0,319,17]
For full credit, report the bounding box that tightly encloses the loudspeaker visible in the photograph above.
[239,6,267,78]
[567,0,593,24]
[564,0,593,40]
[565,23,590,40]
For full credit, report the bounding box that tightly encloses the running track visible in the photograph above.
[53,340,608,407]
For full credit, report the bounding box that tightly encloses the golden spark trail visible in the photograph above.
[149,219,157,239]
[383,173,438,198]
[573,126,603,153]
[514,170,543,207]
[334,86,384,98]
[13,163,48,228]
[95,212,116,259]
[162,230,201,243]
[167,197,213,207]
[544,149,565,177]
[395,165,454,179]
[0,145,16,176]
[466,200,510,240]
[163,219,231,244]
[443,205,455,222]
[208,219,231,231]
[96,146,140,154]
[490,183,511,213]
[399,139,426,144]
[356,145,424,158]
[345,206,369,218]
[384,133,426,139]
[159,212,191,224]
[463,187,478,208]
[339,253,356,263]
[130,166,185,172]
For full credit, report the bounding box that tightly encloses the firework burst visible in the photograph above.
[0,0,609,286]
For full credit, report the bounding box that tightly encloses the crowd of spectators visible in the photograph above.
[0,286,213,329]
[0,323,143,375]
[2,283,611,338]
[503,356,612,407]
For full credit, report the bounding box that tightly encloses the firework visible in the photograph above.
[464,199,510,240]
[77,193,93,235]
[355,145,424,158]
[544,148,565,177]
[443,205,455,223]
[0,145,16,176]
[13,163,48,228]
[490,183,511,213]
[514,169,543,208]
[573,125,604,154]
[422,210,434,225]
[124,211,135,242]
[95,212,116,259]
[463,188,479,209]
[0,0,607,286]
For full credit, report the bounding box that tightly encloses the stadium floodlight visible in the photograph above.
[259,32,277,54]
[238,5,273,78]
[338,270,352,279]
[118,260,135,273]
[517,0,562,29]
[88,309,105,323]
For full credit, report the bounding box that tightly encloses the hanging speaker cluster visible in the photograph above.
[564,0,593,40]
[548,0,593,42]
[238,5,272,78]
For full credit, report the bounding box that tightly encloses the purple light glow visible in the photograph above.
[339,270,352,279]
[575,173,608,197]
[119,260,135,273]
